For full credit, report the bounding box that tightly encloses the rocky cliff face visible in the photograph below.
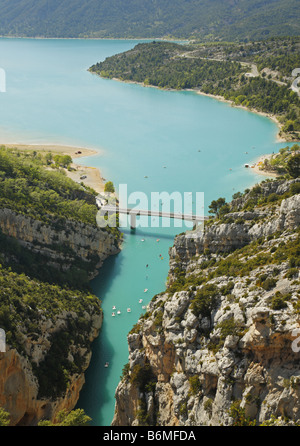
[0,308,102,425]
[0,207,120,425]
[0,207,120,278]
[112,179,300,426]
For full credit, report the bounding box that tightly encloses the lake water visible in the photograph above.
[0,38,288,426]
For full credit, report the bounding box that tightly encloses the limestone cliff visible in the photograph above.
[0,207,120,280]
[112,179,300,426]
[0,146,122,425]
[0,306,102,425]
[0,206,120,426]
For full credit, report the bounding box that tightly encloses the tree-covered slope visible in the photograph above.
[0,0,299,40]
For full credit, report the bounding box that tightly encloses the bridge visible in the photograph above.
[99,205,208,229]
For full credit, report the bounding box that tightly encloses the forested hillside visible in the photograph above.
[0,0,299,40]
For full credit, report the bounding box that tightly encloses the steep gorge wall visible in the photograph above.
[112,183,300,426]
[0,309,102,425]
[0,207,120,277]
[0,207,120,425]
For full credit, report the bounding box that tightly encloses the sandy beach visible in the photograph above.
[66,162,106,194]
[1,142,106,194]
[248,153,279,177]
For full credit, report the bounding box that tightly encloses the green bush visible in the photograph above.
[104,181,115,193]
[190,284,219,319]
[270,291,291,310]
[189,375,202,395]
[130,364,156,393]
[228,401,256,426]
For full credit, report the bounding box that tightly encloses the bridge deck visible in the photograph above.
[100,205,207,222]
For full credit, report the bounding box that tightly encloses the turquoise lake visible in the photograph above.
[0,38,289,425]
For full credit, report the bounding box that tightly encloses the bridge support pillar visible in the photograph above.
[130,213,136,230]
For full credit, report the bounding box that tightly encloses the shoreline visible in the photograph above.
[193,89,288,144]
[105,75,294,144]
[1,142,100,158]
[1,142,106,194]
[248,153,279,178]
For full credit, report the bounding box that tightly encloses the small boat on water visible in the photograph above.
[112,312,115,317]
[139,299,143,303]
[117,310,121,314]
[112,305,116,310]
[127,308,131,313]
[104,362,109,368]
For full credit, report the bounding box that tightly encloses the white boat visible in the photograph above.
[112,312,115,317]
[139,299,143,303]
[104,362,109,368]
[127,308,131,313]
[112,305,116,310]
[144,288,148,292]
[117,310,121,314]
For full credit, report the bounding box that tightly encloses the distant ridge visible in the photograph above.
[0,0,299,41]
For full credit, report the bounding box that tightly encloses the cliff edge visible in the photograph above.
[112,178,300,426]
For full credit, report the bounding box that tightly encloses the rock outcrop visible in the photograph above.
[112,180,300,426]
[0,207,120,278]
[0,207,120,425]
[0,147,122,425]
[0,303,102,425]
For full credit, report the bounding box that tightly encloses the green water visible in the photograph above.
[0,38,288,426]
